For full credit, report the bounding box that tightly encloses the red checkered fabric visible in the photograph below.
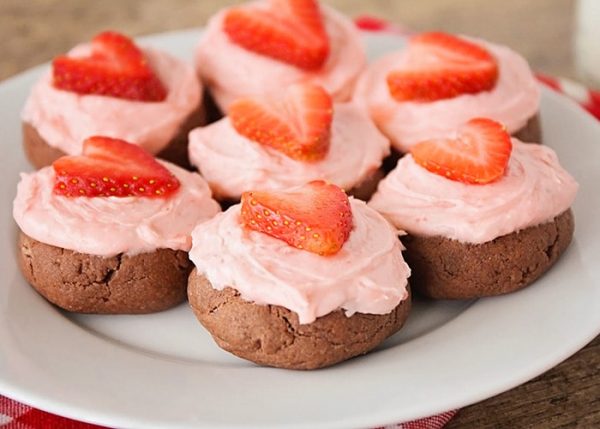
[0,395,455,429]
[0,396,106,429]
[2,15,599,429]
[536,73,600,119]
[354,16,412,35]
[375,411,458,429]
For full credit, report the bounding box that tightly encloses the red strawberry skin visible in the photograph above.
[53,136,180,198]
[240,180,353,256]
[229,83,333,162]
[52,31,167,102]
[223,0,329,70]
[410,118,512,184]
[387,32,498,102]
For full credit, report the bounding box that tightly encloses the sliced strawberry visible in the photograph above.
[229,83,333,162]
[241,180,353,255]
[387,32,498,102]
[274,0,328,39]
[53,136,180,198]
[223,0,329,70]
[410,118,512,184]
[52,31,167,102]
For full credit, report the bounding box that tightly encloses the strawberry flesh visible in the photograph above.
[387,32,498,102]
[223,0,329,70]
[52,31,167,102]
[53,136,180,198]
[240,180,353,256]
[410,118,512,184]
[229,83,333,162]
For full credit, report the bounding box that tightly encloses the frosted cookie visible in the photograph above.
[188,181,411,369]
[22,31,203,169]
[195,0,366,115]
[369,118,577,299]
[189,83,389,202]
[354,32,541,154]
[14,137,220,313]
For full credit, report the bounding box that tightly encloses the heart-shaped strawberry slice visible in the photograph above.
[52,31,167,102]
[387,32,498,102]
[241,180,353,256]
[229,83,333,162]
[53,136,180,198]
[223,0,329,70]
[410,118,512,184]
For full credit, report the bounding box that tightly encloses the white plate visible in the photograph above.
[1,29,599,429]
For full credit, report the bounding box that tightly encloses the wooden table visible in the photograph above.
[2,1,598,427]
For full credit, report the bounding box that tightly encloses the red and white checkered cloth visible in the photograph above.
[0,395,456,429]
[2,15,599,429]
[0,396,105,429]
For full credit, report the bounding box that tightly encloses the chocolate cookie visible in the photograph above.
[22,103,205,170]
[347,168,386,201]
[188,271,411,370]
[202,88,225,124]
[513,113,542,144]
[402,209,574,300]
[18,232,192,313]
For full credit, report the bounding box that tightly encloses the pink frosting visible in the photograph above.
[189,199,410,324]
[21,45,202,155]
[353,38,541,153]
[195,1,366,112]
[369,140,578,244]
[13,162,220,256]
[188,103,390,199]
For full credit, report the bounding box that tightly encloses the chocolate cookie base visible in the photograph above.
[347,168,386,201]
[513,113,542,144]
[18,232,192,314]
[402,209,574,300]
[188,271,411,370]
[202,89,224,124]
[22,103,205,170]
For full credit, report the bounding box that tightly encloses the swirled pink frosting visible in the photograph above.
[21,45,202,155]
[188,103,389,199]
[354,38,541,153]
[195,1,366,112]
[189,199,410,324]
[369,140,578,244]
[13,162,220,256]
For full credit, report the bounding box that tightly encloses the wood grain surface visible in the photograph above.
[1,1,598,428]
[0,0,577,81]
